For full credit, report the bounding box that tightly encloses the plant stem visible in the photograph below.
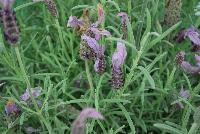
[85,61,94,90]
[188,123,199,134]
[15,46,39,111]
[85,61,94,106]
[15,46,52,132]
[55,19,71,62]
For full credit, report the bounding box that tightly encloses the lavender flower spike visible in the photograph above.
[72,108,104,134]
[117,12,128,39]
[111,41,127,89]
[21,87,41,102]
[184,26,200,46]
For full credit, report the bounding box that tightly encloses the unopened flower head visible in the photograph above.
[111,41,127,89]
[71,108,104,134]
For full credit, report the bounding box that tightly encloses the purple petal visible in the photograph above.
[67,16,83,28]
[81,34,105,56]
[195,55,200,67]
[185,26,200,46]
[0,0,15,9]
[25,126,40,133]
[117,12,128,23]
[180,61,200,74]
[112,41,127,69]
[5,100,20,116]
[72,108,104,134]
[21,87,41,102]
[90,27,111,40]
[179,88,190,99]
[96,3,104,25]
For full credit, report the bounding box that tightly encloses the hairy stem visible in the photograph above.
[85,61,94,106]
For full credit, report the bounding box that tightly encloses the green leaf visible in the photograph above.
[145,21,182,52]
[154,123,184,134]
[138,66,155,89]
[118,103,136,134]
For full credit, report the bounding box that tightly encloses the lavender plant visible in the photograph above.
[1,0,200,134]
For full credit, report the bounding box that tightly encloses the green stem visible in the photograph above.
[128,0,132,15]
[55,19,71,62]
[85,61,94,106]
[85,61,94,90]
[188,123,199,134]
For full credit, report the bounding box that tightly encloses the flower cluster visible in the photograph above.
[5,87,42,117]
[67,4,110,75]
[111,41,127,89]
[67,4,128,88]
